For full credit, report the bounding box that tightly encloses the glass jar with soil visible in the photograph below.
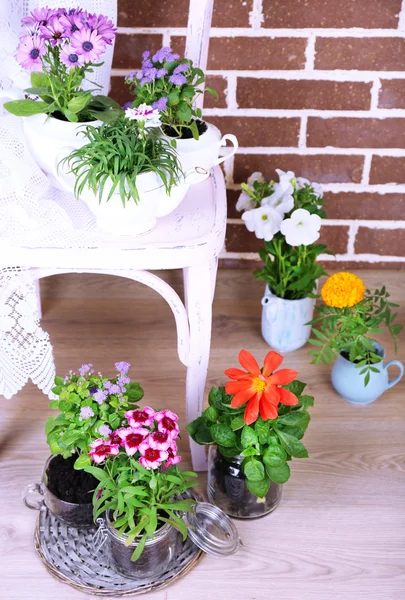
[23,455,97,527]
[207,446,282,519]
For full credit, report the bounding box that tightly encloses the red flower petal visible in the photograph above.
[225,380,254,395]
[238,349,261,376]
[244,395,260,425]
[259,397,279,420]
[230,386,256,408]
[278,388,299,406]
[263,384,280,406]
[262,351,283,377]
[224,368,251,380]
[268,368,298,386]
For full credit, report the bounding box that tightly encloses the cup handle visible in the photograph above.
[55,145,76,193]
[184,166,209,185]
[215,134,239,166]
[22,483,44,510]
[385,360,404,389]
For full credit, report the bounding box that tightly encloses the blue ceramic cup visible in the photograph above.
[331,342,404,405]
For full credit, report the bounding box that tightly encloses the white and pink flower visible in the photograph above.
[118,427,149,456]
[154,409,180,438]
[89,439,120,464]
[138,439,168,470]
[163,441,182,469]
[125,406,155,428]
[148,430,172,451]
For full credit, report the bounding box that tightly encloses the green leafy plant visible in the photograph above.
[188,385,313,497]
[237,171,332,300]
[126,46,217,139]
[308,274,402,385]
[46,361,143,468]
[63,115,183,205]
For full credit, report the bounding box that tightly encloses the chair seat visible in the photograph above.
[0,168,226,272]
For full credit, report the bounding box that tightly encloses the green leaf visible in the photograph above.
[67,93,92,114]
[3,99,48,117]
[210,424,236,448]
[241,425,258,448]
[31,72,48,87]
[108,413,121,429]
[204,406,218,422]
[45,417,56,436]
[243,459,264,481]
[246,474,271,498]
[84,466,108,481]
[218,445,241,458]
[208,387,224,409]
[126,382,144,402]
[63,108,78,122]
[131,532,148,562]
[276,430,309,458]
[278,412,310,428]
[54,376,64,386]
[283,380,306,397]
[231,415,246,431]
[297,395,314,408]
[266,463,291,484]
[254,417,270,437]
[47,433,64,455]
[263,444,287,468]
[74,454,91,470]
[176,101,192,123]
[241,446,260,457]
[168,90,180,106]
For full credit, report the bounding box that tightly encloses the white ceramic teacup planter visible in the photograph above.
[163,122,238,182]
[261,285,316,353]
[331,342,404,405]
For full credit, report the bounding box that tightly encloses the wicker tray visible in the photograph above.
[34,508,204,596]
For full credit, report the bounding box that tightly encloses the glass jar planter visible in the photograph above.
[207,446,282,519]
[106,511,180,579]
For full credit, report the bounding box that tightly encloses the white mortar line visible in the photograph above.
[305,33,316,72]
[220,250,405,263]
[370,78,382,110]
[162,31,172,47]
[222,155,235,186]
[116,27,405,38]
[361,154,373,185]
[298,116,307,148]
[225,73,238,110]
[226,218,405,227]
[347,223,359,255]
[201,107,405,117]
[111,68,405,82]
[231,147,405,156]
[398,0,405,30]
[249,0,264,29]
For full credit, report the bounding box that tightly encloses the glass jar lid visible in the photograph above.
[183,502,242,556]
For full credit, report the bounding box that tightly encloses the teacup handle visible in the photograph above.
[215,134,238,166]
[385,360,404,389]
[23,483,45,510]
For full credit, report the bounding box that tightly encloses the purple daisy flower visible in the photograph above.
[39,15,67,46]
[71,28,106,63]
[169,73,187,86]
[60,44,84,69]
[152,97,168,111]
[88,13,117,45]
[16,34,45,71]
[59,12,85,35]
[22,7,56,28]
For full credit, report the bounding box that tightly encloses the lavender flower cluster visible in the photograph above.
[17,6,116,72]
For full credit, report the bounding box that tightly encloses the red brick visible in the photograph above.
[315,38,405,71]
[225,224,348,254]
[171,36,307,70]
[112,34,163,69]
[109,76,131,107]
[307,118,405,148]
[355,228,405,256]
[379,80,405,109]
[234,154,364,184]
[207,117,300,147]
[118,0,250,28]
[227,189,241,219]
[237,79,372,111]
[369,157,405,184]
[262,0,401,29]
[323,192,405,220]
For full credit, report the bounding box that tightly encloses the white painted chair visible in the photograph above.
[0,0,225,470]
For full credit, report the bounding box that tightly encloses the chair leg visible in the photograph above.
[35,278,42,319]
[184,263,212,471]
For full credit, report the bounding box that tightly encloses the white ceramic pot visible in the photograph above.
[162,122,238,182]
[77,171,191,236]
[22,113,102,191]
[261,285,316,353]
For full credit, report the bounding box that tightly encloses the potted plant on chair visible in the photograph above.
[125,46,238,179]
[23,361,144,526]
[2,6,121,189]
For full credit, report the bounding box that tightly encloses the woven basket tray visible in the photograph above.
[34,508,204,596]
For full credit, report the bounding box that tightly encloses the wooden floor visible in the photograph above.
[1,269,404,600]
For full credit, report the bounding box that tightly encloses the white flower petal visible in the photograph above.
[242,206,282,242]
[236,191,255,212]
[247,171,264,188]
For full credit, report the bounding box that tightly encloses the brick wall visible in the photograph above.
[110,0,405,268]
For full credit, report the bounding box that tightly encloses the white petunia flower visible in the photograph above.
[260,168,295,216]
[125,103,161,128]
[280,208,322,246]
[247,171,264,187]
[296,176,324,199]
[242,205,282,242]
[236,172,265,213]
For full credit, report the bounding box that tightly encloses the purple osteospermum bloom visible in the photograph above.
[60,44,84,69]
[59,12,84,35]
[22,7,56,28]
[94,389,108,404]
[71,28,106,63]
[79,406,94,420]
[152,97,168,111]
[16,34,45,71]
[169,73,187,86]
[40,15,67,46]
[115,361,131,373]
[79,363,93,377]
[88,13,117,45]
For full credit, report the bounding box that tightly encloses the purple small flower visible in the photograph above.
[118,375,130,385]
[79,363,93,377]
[98,424,112,437]
[108,383,121,395]
[142,50,150,60]
[123,101,132,110]
[156,68,168,78]
[169,73,187,86]
[152,46,179,64]
[115,361,131,373]
[152,97,168,111]
[94,389,108,404]
[142,58,153,69]
[79,406,94,420]
[173,63,189,75]
[88,386,98,395]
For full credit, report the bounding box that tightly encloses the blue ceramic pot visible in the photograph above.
[331,342,404,405]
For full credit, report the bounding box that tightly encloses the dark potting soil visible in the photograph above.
[47,454,98,504]
[162,119,207,139]
[341,350,383,364]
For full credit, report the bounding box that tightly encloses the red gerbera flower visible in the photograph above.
[224,349,299,425]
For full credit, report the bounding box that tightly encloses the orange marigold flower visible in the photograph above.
[321,272,365,308]
[224,349,299,425]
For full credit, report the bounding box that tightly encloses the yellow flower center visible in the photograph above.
[261,214,268,221]
[321,272,365,308]
[253,376,266,392]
